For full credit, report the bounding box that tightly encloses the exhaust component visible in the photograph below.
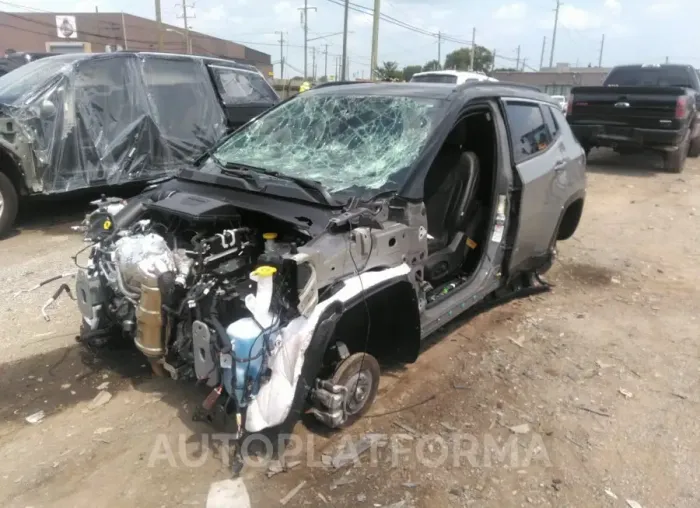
[134,275,165,357]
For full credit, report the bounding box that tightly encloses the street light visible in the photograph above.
[166,27,191,54]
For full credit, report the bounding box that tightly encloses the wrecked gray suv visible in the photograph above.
[0,52,279,236]
[74,81,586,457]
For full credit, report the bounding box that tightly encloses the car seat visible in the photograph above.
[423,146,480,283]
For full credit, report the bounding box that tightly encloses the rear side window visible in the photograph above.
[543,106,559,138]
[410,74,458,84]
[209,65,277,104]
[504,102,552,163]
[605,66,693,87]
[549,106,574,138]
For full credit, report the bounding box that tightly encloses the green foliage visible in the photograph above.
[422,60,441,72]
[375,61,403,80]
[443,46,494,73]
[402,65,423,81]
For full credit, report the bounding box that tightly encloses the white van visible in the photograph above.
[409,70,498,85]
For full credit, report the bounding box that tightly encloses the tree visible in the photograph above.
[402,65,422,81]
[375,61,403,81]
[444,46,494,73]
[422,60,441,72]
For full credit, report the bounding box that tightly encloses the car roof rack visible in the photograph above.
[456,80,543,93]
[312,80,375,89]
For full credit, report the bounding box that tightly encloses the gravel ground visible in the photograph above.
[1,150,699,508]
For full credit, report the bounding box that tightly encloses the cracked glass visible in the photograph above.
[212,93,443,194]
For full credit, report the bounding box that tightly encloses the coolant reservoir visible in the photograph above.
[262,232,278,253]
[224,265,278,406]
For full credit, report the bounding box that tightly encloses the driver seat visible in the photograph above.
[424,150,480,283]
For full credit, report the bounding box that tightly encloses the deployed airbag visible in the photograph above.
[245,263,411,432]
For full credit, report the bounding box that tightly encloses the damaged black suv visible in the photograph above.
[74,81,586,454]
[0,51,279,236]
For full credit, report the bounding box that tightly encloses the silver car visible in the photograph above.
[73,81,586,466]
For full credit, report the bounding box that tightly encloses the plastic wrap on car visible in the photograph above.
[0,53,227,193]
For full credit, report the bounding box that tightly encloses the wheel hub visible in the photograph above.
[343,370,373,415]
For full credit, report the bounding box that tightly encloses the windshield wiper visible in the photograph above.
[219,161,338,206]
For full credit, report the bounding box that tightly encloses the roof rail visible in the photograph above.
[312,80,375,89]
[457,80,543,93]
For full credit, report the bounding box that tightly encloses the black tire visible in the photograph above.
[688,135,700,158]
[0,172,19,238]
[331,352,380,428]
[664,138,688,173]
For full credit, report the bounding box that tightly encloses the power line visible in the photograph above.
[323,0,474,46]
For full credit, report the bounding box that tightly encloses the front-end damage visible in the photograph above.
[74,185,426,444]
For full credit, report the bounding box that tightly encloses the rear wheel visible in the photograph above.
[0,172,19,238]
[688,134,700,158]
[664,137,689,173]
[331,352,380,428]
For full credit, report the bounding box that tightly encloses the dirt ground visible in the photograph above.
[1,149,699,508]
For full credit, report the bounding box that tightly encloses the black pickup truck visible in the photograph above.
[567,64,700,172]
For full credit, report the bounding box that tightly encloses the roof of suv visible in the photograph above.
[36,51,263,74]
[307,81,553,103]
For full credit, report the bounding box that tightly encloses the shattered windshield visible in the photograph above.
[0,54,86,104]
[209,93,443,195]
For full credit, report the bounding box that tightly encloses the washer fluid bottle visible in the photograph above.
[225,265,278,407]
[263,232,278,253]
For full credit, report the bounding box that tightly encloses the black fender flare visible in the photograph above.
[551,189,586,246]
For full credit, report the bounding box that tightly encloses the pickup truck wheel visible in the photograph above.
[688,135,700,158]
[664,139,688,173]
[332,352,380,428]
[0,172,19,238]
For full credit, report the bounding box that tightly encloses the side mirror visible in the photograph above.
[39,99,56,118]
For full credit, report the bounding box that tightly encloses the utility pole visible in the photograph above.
[121,11,129,50]
[539,36,546,70]
[299,0,317,79]
[370,0,380,79]
[665,56,669,64]
[324,44,328,79]
[469,27,476,71]
[312,47,316,80]
[598,34,605,67]
[549,0,561,68]
[516,45,521,71]
[437,31,442,68]
[155,0,163,51]
[341,0,349,80]
[176,1,194,54]
[275,31,285,79]
[521,58,527,71]
[491,49,496,72]
[335,55,339,80]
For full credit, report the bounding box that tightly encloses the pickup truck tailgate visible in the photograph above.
[569,86,686,130]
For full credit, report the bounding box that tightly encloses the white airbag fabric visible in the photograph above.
[245,263,411,432]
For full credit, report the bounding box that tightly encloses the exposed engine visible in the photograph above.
[75,193,317,432]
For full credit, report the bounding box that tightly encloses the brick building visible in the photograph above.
[0,12,273,76]
[493,64,611,97]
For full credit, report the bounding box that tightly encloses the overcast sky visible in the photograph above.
[3,0,698,78]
